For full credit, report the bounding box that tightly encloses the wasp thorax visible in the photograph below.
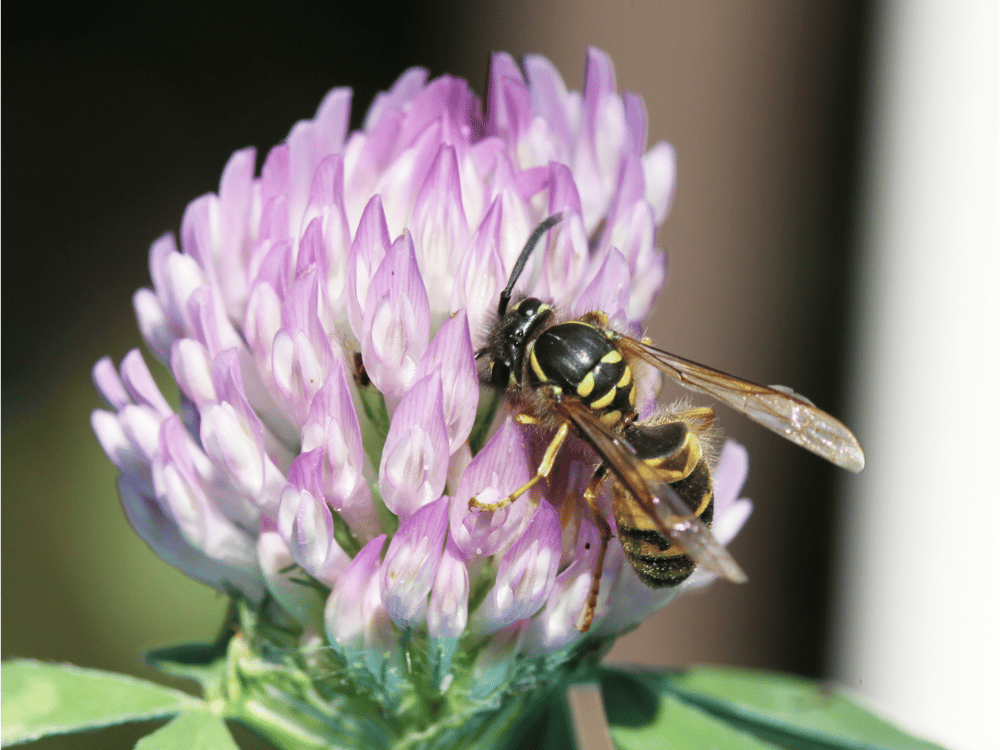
[526,321,638,426]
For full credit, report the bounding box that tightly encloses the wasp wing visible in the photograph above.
[553,399,747,584]
[614,335,865,472]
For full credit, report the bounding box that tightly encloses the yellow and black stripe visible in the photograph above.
[527,321,637,427]
[613,419,714,587]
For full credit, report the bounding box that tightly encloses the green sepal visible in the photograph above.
[330,505,364,557]
[469,387,502,454]
[356,380,390,464]
[134,711,239,750]
[1,659,204,746]
[143,642,229,699]
[600,665,950,750]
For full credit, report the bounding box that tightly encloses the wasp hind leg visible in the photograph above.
[469,419,570,512]
[579,310,611,329]
[576,463,613,633]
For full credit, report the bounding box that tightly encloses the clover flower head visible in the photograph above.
[92,47,752,743]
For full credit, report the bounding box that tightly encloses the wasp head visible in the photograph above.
[480,297,553,390]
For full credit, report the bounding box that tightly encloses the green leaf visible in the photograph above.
[542,692,575,750]
[134,712,239,750]
[1,659,203,746]
[499,685,574,750]
[663,666,950,750]
[601,670,779,750]
[600,665,949,750]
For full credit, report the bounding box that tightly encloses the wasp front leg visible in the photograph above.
[469,418,570,512]
[576,463,613,633]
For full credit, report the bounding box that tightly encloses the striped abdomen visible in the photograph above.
[613,418,715,587]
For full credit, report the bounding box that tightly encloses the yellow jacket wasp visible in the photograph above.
[473,214,864,632]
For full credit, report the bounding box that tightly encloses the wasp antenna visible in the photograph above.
[497,213,565,316]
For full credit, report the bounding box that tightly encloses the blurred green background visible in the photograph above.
[4,2,870,747]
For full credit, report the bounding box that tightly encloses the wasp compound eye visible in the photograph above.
[489,359,511,390]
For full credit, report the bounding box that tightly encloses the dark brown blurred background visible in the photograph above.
[4,2,871,747]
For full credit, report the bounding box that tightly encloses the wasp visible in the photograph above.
[471,214,865,632]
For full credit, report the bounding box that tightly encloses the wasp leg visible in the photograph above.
[470,421,570,511]
[576,463,613,633]
[680,405,715,433]
[579,310,611,328]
